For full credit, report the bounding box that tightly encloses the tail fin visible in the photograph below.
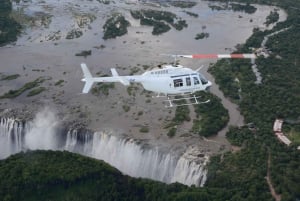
[81,63,94,94]
[111,68,119,77]
[110,68,130,86]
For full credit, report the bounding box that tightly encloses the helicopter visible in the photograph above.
[81,53,256,107]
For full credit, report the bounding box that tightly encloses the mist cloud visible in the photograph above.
[25,107,59,150]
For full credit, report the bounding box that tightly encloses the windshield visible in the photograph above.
[199,73,208,85]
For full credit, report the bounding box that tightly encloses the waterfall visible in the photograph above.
[172,147,208,187]
[79,131,178,182]
[64,130,209,186]
[0,118,27,158]
[0,116,209,187]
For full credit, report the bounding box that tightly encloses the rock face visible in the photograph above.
[0,116,209,187]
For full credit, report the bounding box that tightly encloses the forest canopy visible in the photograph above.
[0,0,21,46]
[207,0,300,200]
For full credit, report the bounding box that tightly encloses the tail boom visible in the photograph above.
[80,63,132,94]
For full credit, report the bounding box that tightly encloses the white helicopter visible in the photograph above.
[81,53,256,107]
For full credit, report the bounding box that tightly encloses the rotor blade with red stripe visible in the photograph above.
[177,54,256,59]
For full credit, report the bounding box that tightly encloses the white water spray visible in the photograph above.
[25,107,59,150]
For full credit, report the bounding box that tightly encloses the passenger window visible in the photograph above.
[186,77,191,86]
[193,77,200,85]
[174,79,183,87]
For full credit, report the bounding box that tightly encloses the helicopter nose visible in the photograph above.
[205,81,212,91]
[207,81,212,87]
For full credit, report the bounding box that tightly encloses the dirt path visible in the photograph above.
[265,151,281,201]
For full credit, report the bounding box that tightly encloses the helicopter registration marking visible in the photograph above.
[151,70,168,75]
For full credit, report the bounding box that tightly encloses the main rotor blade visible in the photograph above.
[177,54,256,59]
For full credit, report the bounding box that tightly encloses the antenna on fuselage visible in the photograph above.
[173,54,178,66]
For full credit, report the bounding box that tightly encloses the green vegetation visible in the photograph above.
[141,18,171,35]
[167,127,177,137]
[129,66,140,75]
[284,123,300,144]
[142,64,150,70]
[127,85,138,96]
[207,0,300,200]
[1,150,274,201]
[209,2,257,14]
[265,10,279,26]
[27,87,46,97]
[164,97,190,137]
[102,14,130,40]
[192,92,229,137]
[172,98,191,124]
[32,69,44,72]
[75,50,91,57]
[169,1,197,8]
[96,0,110,5]
[195,32,209,40]
[66,29,83,39]
[206,140,271,201]
[0,77,44,99]
[4,148,294,201]
[184,11,199,18]
[287,129,300,144]
[0,74,20,81]
[122,105,130,112]
[54,79,64,86]
[231,3,257,13]
[226,126,254,146]
[209,58,253,101]
[243,27,265,48]
[130,10,187,35]
[139,126,149,133]
[0,0,22,46]
[76,14,96,29]
[91,82,115,96]
[164,93,228,138]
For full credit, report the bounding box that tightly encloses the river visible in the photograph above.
[0,0,287,155]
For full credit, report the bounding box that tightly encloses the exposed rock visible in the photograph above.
[66,29,83,39]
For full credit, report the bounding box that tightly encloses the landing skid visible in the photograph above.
[152,93,168,98]
[163,95,210,108]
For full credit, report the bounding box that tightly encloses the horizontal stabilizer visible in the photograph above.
[110,68,130,86]
[81,63,92,78]
[111,68,119,77]
[82,80,94,94]
[81,63,94,94]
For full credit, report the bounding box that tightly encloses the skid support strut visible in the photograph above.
[164,94,210,108]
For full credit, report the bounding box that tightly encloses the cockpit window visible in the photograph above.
[199,74,208,85]
[193,77,200,85]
